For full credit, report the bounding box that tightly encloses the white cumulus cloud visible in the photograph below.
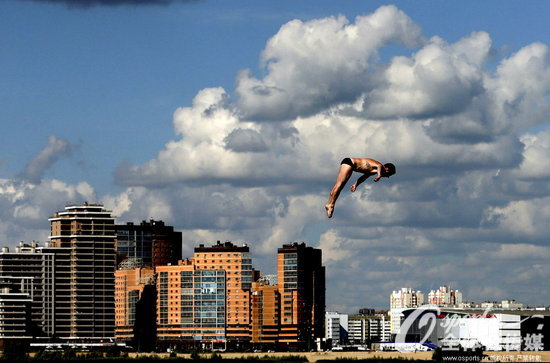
[236,5,423,121]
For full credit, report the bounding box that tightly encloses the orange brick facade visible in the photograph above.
[156,259,226,345]
[114,267,155,341]
[251,281,280,344]
[193,241,253,343]
[115,241,324,351]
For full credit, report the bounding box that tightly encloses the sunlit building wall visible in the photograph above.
[115,267,156,346]
[194,241,253,343]
[251,279,280,344]
[156,259,226,344]
[49,203,116,340]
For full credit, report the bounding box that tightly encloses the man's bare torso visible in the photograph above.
[349,158,380,174]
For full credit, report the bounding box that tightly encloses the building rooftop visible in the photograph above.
[278,242,320,253]
[194,240,249,253]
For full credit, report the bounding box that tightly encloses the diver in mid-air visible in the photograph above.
[325,157,396,218]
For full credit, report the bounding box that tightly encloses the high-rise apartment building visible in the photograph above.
[41,243,72,339]
[250,279,280,345]
[0,243,56,338]
[194,241,253,345]
[49,203,116,340]
[153,241,324,350]
[116,220,182,268]
[115,266,156,350]
[155,259,226,348]
[428,286,463,307]
[277,242,325,349]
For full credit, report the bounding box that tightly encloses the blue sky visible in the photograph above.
[1,0,549,311]
[2,0,548,193]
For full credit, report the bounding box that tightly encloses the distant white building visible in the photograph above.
[428,286,463,307]
[501,300,524,309]
[368,313,392,342]
[390,288,424,309]
[390,288,424,334]
[348,312,391,344]
[348,317,367,344]
[457,300,525,310]
[325,311,348,345]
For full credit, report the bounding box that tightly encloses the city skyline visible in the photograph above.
[0,0,549,313]
[1,206,545,314]
[0,210,327,349]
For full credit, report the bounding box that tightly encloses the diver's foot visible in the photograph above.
[325,204,334,218]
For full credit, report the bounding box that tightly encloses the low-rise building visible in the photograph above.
[348,311,391,345]
[325,311,348,345]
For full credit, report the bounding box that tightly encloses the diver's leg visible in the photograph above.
[325,164,353,218]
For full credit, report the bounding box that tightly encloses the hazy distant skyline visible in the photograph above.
[1,0,548,312]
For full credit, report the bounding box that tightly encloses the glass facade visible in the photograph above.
[180,271,193,330]
[240,253,253,290]
[283,253,298,291]
[127,290,139,327]
[157,266,226,342]
[116,220,182,269]
[192,270,226,340]
[116,229,152,266]
[159,272,168,326]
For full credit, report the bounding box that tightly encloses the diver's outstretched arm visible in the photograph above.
[350,174,370,192]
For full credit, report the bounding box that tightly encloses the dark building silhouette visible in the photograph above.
[116,220,182,268]
[277,242,325,350]
[0,277,33,343]
[0,243,55,338]
[133,284,157,352]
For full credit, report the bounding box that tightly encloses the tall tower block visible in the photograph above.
[49,203,116,340]
[277,242,325,349]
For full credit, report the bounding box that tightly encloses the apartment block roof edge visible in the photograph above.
[194,240,250,253]
[65,201,104,207]
[278,241,319,252]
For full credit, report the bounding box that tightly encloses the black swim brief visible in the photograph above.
[340,158,354,167]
